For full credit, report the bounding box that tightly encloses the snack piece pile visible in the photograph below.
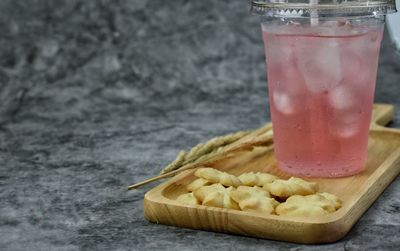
[176,167,342,217]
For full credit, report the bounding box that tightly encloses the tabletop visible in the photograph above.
[0,1,399,250]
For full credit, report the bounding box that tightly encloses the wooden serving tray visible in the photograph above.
[144,104,400,244]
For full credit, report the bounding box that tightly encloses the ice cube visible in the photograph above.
[331,122,360,139]
[346,29,381,57]
[328,85,364,124]
[296,39,343,93]
[275,65,306,96]
[328,110,362,139]
[265,33,295,69]
[272,91,295,115]
[341,109,364,124]
[340,50,369,89]
[328,85,357,110]
[267,44,293,68]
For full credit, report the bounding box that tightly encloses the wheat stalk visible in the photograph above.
[160,130,251,174]
[127,123,274,189]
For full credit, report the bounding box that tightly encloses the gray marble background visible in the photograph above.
[0,0,399,250]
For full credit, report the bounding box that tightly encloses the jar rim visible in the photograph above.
[251,0,397,17]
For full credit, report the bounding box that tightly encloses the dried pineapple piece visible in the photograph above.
[238,172,278,187]
[193,183,239,209]
[176,192,199,205]
[276,193,341,217]
[194,167,241,187]
[264,177,318,198]
[193,183,226,202]
[187,178,212,192]
[319,192,342,210]
[230,186,278,214]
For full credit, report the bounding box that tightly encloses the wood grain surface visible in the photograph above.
[144,104,400,244]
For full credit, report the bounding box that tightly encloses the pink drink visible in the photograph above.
[262,24,384,177]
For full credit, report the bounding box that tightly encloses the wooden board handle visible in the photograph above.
[371,104,396,131]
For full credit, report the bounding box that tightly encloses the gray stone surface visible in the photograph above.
[0,0,399,250]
